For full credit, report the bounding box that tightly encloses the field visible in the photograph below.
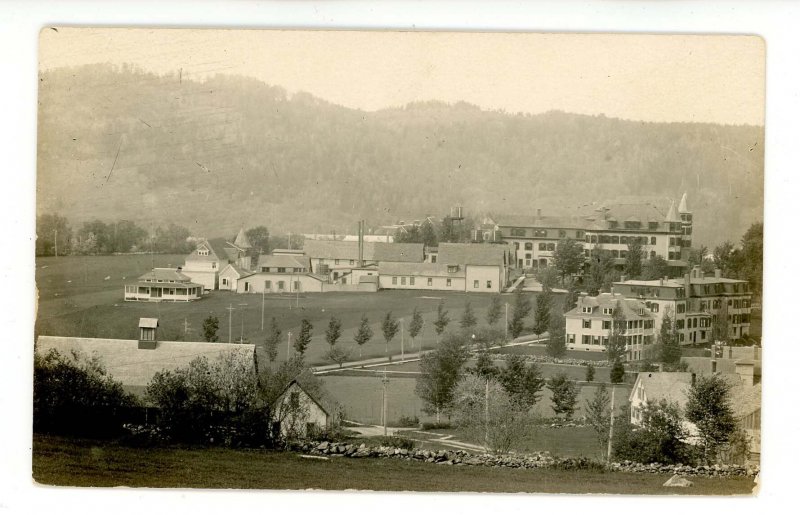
[322,372,630,425]
[35,255,539,365]
[31,435,755,494]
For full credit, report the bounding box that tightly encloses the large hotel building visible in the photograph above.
[489,193,693,274]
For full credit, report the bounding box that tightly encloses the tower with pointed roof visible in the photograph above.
[233,227,252,250]
[678,192,693,249]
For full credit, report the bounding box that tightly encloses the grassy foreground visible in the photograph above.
[32,436,755,495]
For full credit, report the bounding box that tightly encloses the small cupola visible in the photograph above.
[138,317,159,349]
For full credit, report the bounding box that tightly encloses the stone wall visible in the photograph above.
[292,440,758,477]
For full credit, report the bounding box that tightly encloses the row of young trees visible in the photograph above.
[393,215,476,247]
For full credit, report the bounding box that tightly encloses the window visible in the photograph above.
[514,242,520,250]
[558,230,567,238]
[669,237,676,246]
[244,282,250,292]
[525,242,533,250]
[534,229,548,237]
[431,255,437,263]
[278,281,285,290]
[620,236,628,244]
[211,262,216,269]
[410,277,415,285]
[583,319,591,329]
[650,303,659,313]
[427,278,433,286]
[567,334,576,344]
[350,260,355,265]
[222,278,228,286]
[620,250,628,258]
[447,265,459,273]
[525,253,532,259]
[582,335,592,345]
[265,280,272,289]
[611,236,619,244]
[392,276,398,285]
[576,231,584,239]
[603,307,613,315]
[474,280,479,288]
[650,251,656,259]
[277,267,286,273]
[335,259,340,265]
[650,236,657,245]
[510,228,526,237]
[582,306,592,314]
[486,281,492,289]
[261,267,268,273]
[401,277,407,285]
[539,242,547,251]
[546,243,555,251]
[602,320,611,330]
[446,278,452,287]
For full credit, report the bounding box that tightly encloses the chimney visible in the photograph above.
[138,318,159,350]
[659,278,664,286]
[714,268,722,279]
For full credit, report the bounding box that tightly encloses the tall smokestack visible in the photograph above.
[358,220,364,267]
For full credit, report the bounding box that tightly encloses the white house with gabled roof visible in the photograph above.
[182,240,221,291]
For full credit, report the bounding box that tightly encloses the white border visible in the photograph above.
[2,1,798,514]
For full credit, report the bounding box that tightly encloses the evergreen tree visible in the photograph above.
[610,360,625,384]
[607,300,627,363]
[624,239,644,278]
[546,310,567,358]
[641,255,670,280]
[659,311,681,365]
[532,290,552,337]
[586,246,616,295]
[547,373,579,420]
[325,316,342,348]
[472,351,500,380]
[685,374,738,464]
[562,285,580,314]
[353,315,373,358]
[508,289,532,338]
[420,220,438,248]
[486,294,503,326]
[498,355,546,410]
[553,238,584,285]
[433,300,450,339]
[264,317,281,366]
[202,314,220,343]
[585,363,596,382]
[585,383,610,457]
[408,307,424,349]
[294,319,313,356]
[415,333,470,422]
[381,311,400,355]
[460,300,477,331]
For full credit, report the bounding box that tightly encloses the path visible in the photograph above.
[347,423,487,452]
[312,337,548,375]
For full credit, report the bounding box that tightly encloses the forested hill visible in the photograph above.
[37,64,764,247]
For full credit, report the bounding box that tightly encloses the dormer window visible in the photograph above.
[447,265,459,273]
[582,306,592,314]
[602,307,613,315]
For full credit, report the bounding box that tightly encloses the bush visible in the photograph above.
[552,457,607,472]
[374,436,416,450]
[397,415,420,427]
[34,349,139,438]
[421,421,453,430]
[612,402,697,466]
[610,361,625,383]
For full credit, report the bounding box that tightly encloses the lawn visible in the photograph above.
[31,435,755,495]
[35,255,535,366]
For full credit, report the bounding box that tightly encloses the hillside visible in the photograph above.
[37,64,764,247]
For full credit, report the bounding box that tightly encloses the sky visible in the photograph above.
[39,28,765,126]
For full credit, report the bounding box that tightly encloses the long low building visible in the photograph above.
[124,268,203,302]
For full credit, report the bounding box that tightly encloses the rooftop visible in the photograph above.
[379,261,466,278]
[257,254,311,270]
[137,268,193,283]
[436,242,511,267]
[566,293,653,319]
[36,335,256,399]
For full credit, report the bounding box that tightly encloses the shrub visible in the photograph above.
[397,415,420,427]
[34,349,139,438]
[421,421,453,430]
[375,436,416,450]
[552,457,607,472]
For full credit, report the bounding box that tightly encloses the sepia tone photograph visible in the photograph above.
[32,27,764,495]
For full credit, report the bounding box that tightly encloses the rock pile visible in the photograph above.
[291,440,758,477]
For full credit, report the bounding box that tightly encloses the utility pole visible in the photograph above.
[54,228,58,257]
[226,304,235,343]
[505,302,509,340]
[261,289,265,331]
[607,385,616,463]
[238,303,248,343]
[484,378,490,453]
[400,318,405,361]
[287,331,293,359]
[381,369,389,436]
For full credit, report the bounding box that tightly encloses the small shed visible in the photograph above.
[138,318,159,349]
[272,379,330,439]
